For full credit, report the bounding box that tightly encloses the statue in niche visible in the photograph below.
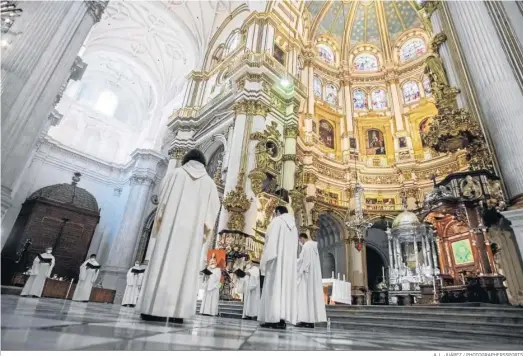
[398,137,407,149]
[367,129,386,155]
[461,175,482,199]
[349,137,357,150]
[319,120,335,149]
[419,118,430,147]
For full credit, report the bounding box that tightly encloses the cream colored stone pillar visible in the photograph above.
[388,79,405,131]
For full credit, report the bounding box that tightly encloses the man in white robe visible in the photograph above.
[21,247,55,298]
[258,206,298,330]
[199,257,221,316]
[296,233,327,328]
[240,259,260,320]
[72,254,100,302]
[138,149,220,324]
[122,261,146,307]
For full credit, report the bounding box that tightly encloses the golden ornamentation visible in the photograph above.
[213,160,224,186]
[425,55,449,87]
[248,170,266,195]
[304,171,318,184]
[421,0,441,18]
[305,196,316,203]
[222,173,252,231]
[233,99,270,116]
[360,175,400,185]
[431,32,447,54]
[406,188,420,199]
[168,148,187,160]
[264,121,281,140]
[289,190,304,216]
[284,125,299,138]
[282,154,296,162]
[250,132,266,141]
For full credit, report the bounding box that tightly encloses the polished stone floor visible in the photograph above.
[1,295,522,351]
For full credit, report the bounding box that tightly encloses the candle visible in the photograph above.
[343,274,346,281]
[337,273,340,280]
[382,266,385,279]
[331,271,334,279]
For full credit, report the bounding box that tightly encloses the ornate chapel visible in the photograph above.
[2,0,523,315]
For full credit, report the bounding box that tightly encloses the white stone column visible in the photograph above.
[388,80,405,131]
[282,125,297,191]
[446,1,523,201]
[502,210,523,261]
[343,83,353,132]
[1,1,106,217]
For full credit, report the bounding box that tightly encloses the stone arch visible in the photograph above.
[366,244,387,292]
[134,208,157,264]
[322,251,336,279]
[316,212,347,280]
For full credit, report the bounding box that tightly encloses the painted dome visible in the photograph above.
[28,184,99,212]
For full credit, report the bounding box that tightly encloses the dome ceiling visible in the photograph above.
[306,0,425,52]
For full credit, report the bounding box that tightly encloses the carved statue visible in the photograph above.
[425,55,448,87]
[461,175,482,199]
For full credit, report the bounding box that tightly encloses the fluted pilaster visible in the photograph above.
[447,1,523,200]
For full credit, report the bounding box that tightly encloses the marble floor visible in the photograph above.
[1,295,522,351]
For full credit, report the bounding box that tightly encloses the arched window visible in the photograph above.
[317,44,334,65]
[313,76,323,98]
[423,76,431,96]
[371,89,387,109]
[95,90,118,116]
[399,38,426,63]
[402,81,420,103]
[353,54,378,72]
[225,32,241,55]
[325,84,338,106]
[353,89,368,110]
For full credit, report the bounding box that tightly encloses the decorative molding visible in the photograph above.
[48,109,63,127]
[284,125,299,139]
[233,99,270,116]
[282,154,296,162]
[84,0,108,23]
[130,175,155,186]
[431,32,448,54]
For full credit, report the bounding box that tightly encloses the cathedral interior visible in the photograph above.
[2,0,523,351]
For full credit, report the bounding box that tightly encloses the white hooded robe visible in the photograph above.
[122,265,145,306]
[73,259,100,302]
[297,240,327,323]
[199,266,221,316]
[137,160,220,319]
[258,213,298,324]
[241,265,260,318]
[21,253,55,297]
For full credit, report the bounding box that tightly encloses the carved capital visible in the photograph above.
[248,170,266,195]
[130,175,155,187]
[421,0,441,19]
[304,171,318,184]
[250,132,266,141]
[168,148,187,160]
[84,0,108,23]
[284,125,299,138]
[233,99,270,116]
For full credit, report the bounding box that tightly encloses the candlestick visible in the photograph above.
[337,273,340,280]
[343,274,346,281]
[331,271,334,279]
[382,266,385,279]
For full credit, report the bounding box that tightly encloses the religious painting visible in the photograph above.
[312,120,317,133]
[349,137,357,150]
[399,38,427,63]
[371,89,387,109]
[207,249,226,269]
[353,53,378,72]
[419,118,430,147]
[265,140,278,158]
[398,137,407,149]
[353,89,368,110]
[366,129,386,155]
[319,120,335,149]
[403,81,420,103]
[423,76,431,96]
[366,198,378,205]
[273,44,285,65]
[313,76,322,98]
[451,239,474,265]
[317,44,334,65]
[325,84,338,106]
[383,198,395,206]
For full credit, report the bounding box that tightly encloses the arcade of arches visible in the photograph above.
[2,0,523,309]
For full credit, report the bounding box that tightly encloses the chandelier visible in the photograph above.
[344,183,369,251]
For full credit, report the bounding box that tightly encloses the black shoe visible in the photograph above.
[173,318,183,324]
[295,322,307,328]
[260,322,278,329]
[305,323,314,328]
[140,313,179,324]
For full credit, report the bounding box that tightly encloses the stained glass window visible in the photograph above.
[399,38,426,63]
[353,54,378,72]
[353,89,368,110]
[325,84,338,106]
[313,76,322,98]
[423,76,431,96]
[371,89,387,109]
[317,44,334,64]
[403,81,420,103]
